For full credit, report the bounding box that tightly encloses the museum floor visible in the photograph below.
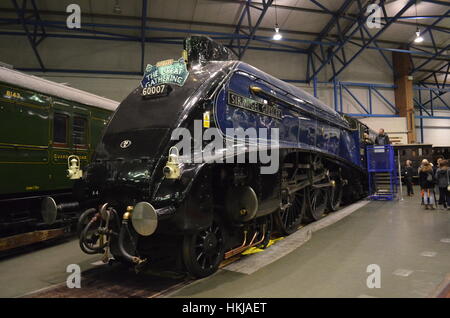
[1,187,449,298]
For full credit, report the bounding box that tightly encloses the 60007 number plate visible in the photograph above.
[142,84,171,98]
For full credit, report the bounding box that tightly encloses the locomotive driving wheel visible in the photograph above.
[305,186,328,222]
[275,190,306,235]
[182,220,225,278]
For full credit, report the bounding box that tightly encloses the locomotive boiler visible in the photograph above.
[47,36,372,277]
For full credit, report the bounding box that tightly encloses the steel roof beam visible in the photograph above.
[228,0,273,59]
[421,0,450,6]
[0,17,326,50]
[307,0,354,53]
[312,0,416,82]
[0,30,308,55]
[10,0,46,71]
[211,0,450,32]
[3,3,448,33]
[1,7,448,50]
[419,62,450,89]
[329,0,416,81]
[307,0,381,81]
[3,17,449,61]
[410,9,450,80]
[416,83,449,112]
[140,0,147,74]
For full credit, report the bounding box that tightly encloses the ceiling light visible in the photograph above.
[414,27,423,43]
[273,24,282,41]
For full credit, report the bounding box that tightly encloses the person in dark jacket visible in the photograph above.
[419,161,436,210]
[435,159,449,210]
[403,160,414,196]
[374,128,391,145]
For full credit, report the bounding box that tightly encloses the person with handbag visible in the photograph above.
[419,161,436,210]
[435,159,449,210]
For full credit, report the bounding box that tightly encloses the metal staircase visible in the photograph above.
[367,145,398,200]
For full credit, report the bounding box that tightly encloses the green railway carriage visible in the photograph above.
[0,66,118,250]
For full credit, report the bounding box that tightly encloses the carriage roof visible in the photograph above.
[0,66,119,111]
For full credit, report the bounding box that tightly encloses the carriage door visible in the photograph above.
[50,99,72,190]
[70,104,90,178]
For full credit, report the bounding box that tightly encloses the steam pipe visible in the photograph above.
[79,214,106,255]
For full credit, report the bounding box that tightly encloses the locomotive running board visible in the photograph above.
[223,199,370,275]
[0,228,67,253]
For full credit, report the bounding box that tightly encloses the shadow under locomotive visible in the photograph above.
[44,36,373,278]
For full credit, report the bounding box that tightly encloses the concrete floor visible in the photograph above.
[0,187,449,298]
[169,192,450,298]
[0,239,99,298]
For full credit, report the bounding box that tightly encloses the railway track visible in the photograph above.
[24,262,193,298]
[23,255,242,298]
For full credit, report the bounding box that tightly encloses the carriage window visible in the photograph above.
[73,116,87,146]
[53,113,68,144]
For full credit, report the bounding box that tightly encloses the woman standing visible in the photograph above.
[419,161,436,210]
[435,159,449,210]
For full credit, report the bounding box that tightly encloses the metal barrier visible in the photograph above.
[367,145,398,201]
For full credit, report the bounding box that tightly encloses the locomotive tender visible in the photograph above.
[64,36,372,277]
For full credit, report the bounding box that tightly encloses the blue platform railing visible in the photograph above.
[366,145,398,201]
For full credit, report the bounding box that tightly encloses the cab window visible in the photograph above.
[73,115,87,146]
[53,113,68,145]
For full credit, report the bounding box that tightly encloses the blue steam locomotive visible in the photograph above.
[45,36,374,278]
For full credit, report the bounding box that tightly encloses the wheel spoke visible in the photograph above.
[282,209,288,224]
[206,254,213,268]
[279,191,305,234]
[201,256,207,269]
[196,251,204,262]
